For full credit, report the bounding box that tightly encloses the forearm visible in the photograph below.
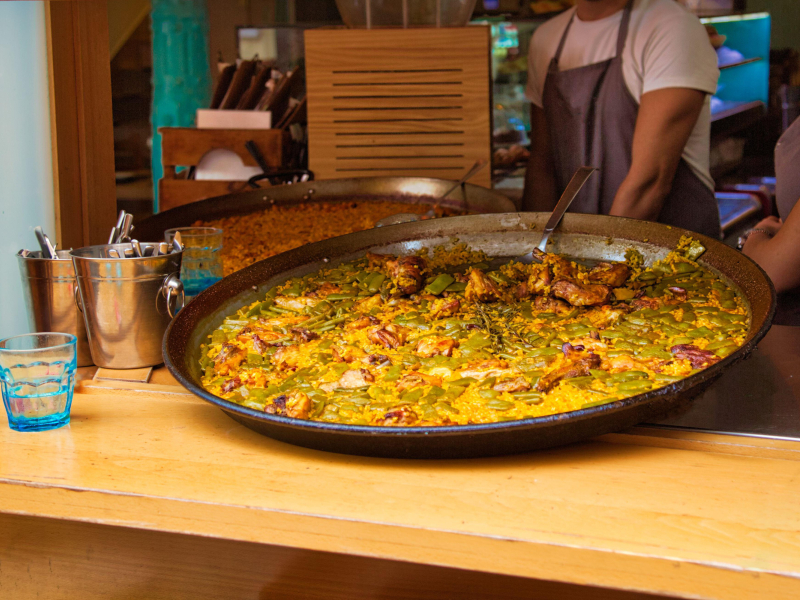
[743,231,800,294]
[609,169,673,221]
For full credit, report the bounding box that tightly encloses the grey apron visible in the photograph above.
[775,115,800,220]
[533,0,721,239]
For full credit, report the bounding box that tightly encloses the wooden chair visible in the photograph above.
[158,127,288,212]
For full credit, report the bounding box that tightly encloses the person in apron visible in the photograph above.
[522,0,721,239]
[743,115,800,324]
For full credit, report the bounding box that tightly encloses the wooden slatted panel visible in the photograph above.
[305,27,492,187]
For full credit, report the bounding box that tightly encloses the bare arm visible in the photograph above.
[521,104,557,212]
[743,209,800,294]
[610,88,706,220]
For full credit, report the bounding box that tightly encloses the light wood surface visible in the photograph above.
[45,0,117,248]
[1,372,800,599]
[305,27,492,187]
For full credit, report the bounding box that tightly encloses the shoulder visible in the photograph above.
[530,8,574,50]
[631,0,708,40]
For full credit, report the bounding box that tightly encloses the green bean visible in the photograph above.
[480,376,497,389]
[527,346,562,358]
[606,350,633,357]
[720,300,737,309]
[210,330,227,344]
[582,397,618,408]
[673,262,697,274]
[448,377,477,387]
[626,317,649,327]
[513,392,543,404]
[589,369,608,379]
[636,347,672,360]
[614,340,638,351]
[365,273,386,293]
[653,374,683,383]
[566,376,593,388]
[401,388,424,403]
[479,389,500,400]
[687,326,714,339]
[444,385,467,401]
[326,293,357,301]
[600,330,624,339]
[714,344,737,358]
[426,273,456,296]
[488,399,514,411]
[616,380,653,393]
[671,336,692,345]
[445,281,468,293]
[462,334,491,349]
[246,353,264,366]
[659,324,681,337]
[608,370,648,383]
[435,401,459,414]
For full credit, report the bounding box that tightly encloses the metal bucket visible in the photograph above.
[71,245,184,369]
[17,250,93,367]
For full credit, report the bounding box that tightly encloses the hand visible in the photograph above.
[753,216,783,237]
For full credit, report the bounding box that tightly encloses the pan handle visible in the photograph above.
[161,274,185,319]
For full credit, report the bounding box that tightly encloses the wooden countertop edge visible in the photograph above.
[1,479,797,600]
[76,381,800,460]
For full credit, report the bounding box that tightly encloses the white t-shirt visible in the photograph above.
[525,0,719,191]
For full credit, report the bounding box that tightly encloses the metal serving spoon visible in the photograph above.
[515,166,597,264]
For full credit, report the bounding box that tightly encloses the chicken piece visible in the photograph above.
[459,359,517,381]
[629,296,661,312]
[387,256,426,295]
[252,334,268,355]
[552,280,612,307]
[493,377,531,393]
[338,368,375,388]
[513,281,530,300]
[542,252,581,280]
[367,354,391,365]
[309,282,341,298]
[214,343,246,376]
[368,324,409,349]
[588,262,630,287]
[320,368,375,393]
[377,406,418,426]
[221,376,242,394]
[601,354,649,373]
[533,296,571,313]
[274,295,320,312]
[355,294,383,312]
[536,347,601,392]
[264,391,312,419]
[665,286,688,304]
[429,297,460,318]
[465,268,502,303]
[290,327,319,343]
[347,315,379,330]
[272,344,302,369]
[395,371,443,393]
[331,345,367,364]
[670,344,721,369]
[258,315,308,328]
[526,263,552,295]
[415,336,458,358]
[585,305,628,329]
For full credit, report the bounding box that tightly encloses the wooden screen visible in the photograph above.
[305,26,492,188]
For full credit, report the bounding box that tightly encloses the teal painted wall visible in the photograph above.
[0,2,56,338]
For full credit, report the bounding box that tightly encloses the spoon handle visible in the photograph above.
[537,166,597,252]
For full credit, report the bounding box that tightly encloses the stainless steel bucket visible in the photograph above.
[71,244,184,369]
[17,250,93,367]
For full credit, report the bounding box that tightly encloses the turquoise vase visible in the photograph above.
[150,0,212,211]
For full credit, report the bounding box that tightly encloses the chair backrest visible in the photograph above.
[158,127,287,212]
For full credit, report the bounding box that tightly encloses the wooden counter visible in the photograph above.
[1,366,799,599]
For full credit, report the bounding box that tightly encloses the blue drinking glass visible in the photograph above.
[164,227,224,298]
[0,333,77,432]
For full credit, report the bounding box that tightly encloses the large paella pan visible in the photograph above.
[164,213,775,458]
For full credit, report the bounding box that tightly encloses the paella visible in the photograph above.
[195,201,462,276]
[198,236,749,427]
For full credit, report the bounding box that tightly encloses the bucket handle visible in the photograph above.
[161,273,185,318]
[73,284,83,313]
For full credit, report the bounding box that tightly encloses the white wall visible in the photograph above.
[0,2,56,339]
